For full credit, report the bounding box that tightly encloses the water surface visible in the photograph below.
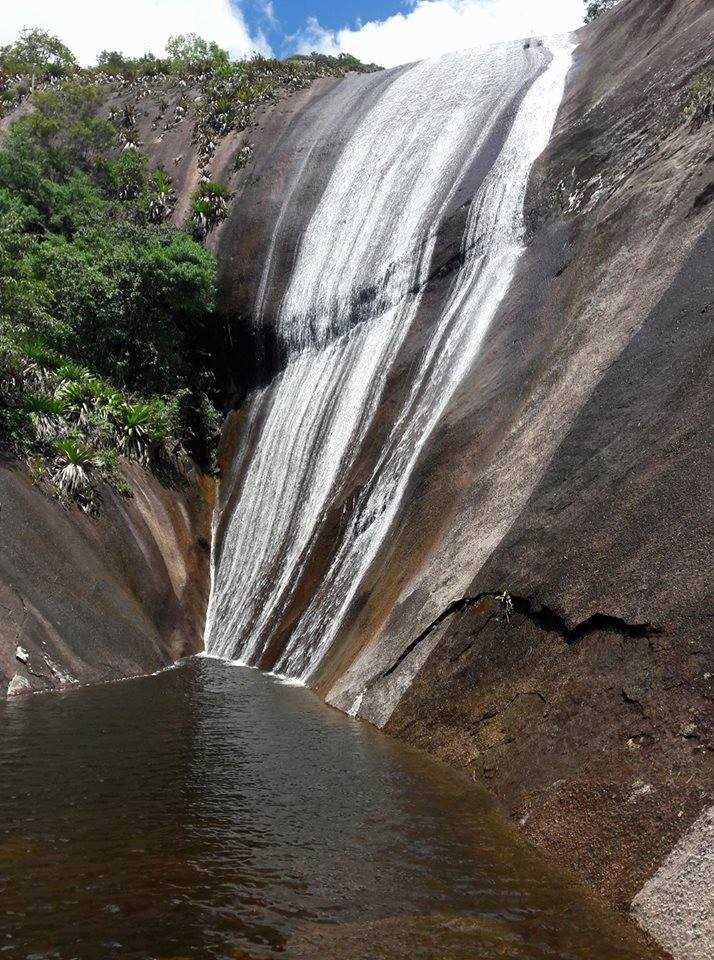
[1,659,651,959]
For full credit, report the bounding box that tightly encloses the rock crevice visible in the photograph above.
[383,590,660,680]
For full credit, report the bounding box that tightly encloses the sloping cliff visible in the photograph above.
[0,461,212,696]
[344,0,713,916]
[0,1,710,955]
[202,0,711,955]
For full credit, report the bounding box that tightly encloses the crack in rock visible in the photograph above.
[382,592,510,679]
[508,595,660,646]
[380,591,660,681]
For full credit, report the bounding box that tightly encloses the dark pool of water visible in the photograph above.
[0,658,652,959]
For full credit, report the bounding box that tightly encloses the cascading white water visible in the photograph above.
[206,37,574,682]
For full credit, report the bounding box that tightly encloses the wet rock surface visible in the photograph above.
[201,0,712,945]
[0,461,212,696]
[338,0,714,935]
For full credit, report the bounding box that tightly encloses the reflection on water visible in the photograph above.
[0,658,650,959]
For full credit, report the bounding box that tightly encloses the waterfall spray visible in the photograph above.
[206,37,574,691]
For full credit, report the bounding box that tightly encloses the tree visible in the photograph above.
[584,0,618,22]
[4,83,116,177]
[96,50,131,73]
[25,224,216,395]
[165,34,229,71]
[0,28,76,87]
[95,50,167,79]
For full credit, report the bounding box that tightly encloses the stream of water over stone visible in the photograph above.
[0,659,655,959]
[205,37,574,697]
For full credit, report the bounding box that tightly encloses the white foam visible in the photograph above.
[206,38,575,688]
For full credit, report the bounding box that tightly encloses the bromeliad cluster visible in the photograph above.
[191,52,378,173]
[1,336,187,513]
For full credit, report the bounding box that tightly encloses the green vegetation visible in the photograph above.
[684,73,714,129]
[164,33,230,73]
[0,29,379,512]
[0,77,220,511]
[191,180,232,238]
[0,28,76,84]
[584,0,618,23]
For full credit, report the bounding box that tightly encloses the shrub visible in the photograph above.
[106,150,149,201]
[96,50,170,80]
[0,29,76,85]
[191,181,231,238]
[584,0,618,23]
[684,74,714,129]
[0,85,219,509]
[6,82,116,177]
[165,34,229,74]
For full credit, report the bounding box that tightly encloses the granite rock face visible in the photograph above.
[633,805,714,960]
[203,0,712,951]
[338,0,713,929]
[0,0,710,954]
[0,462,212,696]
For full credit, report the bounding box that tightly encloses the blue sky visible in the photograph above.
[253,0,585,65]
[247,0,406,38]
[2,1,586,69]
[242,0,405,56]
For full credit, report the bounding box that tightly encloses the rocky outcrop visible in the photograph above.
[1,2,709,954]
[204,0,712,954]
[0,460,212,696]
[309,0,712,948]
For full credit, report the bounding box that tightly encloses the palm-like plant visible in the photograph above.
[59,378,95,425]
[20,337,60,387]
[191,181,231,238]
[147,169,176,224]
[56,361,90,384]
[113,402,156,464]
[21,392,67,438]
[52,437,97,497]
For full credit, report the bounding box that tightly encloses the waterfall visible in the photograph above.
[206,37,574,684]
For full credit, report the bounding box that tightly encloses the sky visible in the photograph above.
[0,0,586,69]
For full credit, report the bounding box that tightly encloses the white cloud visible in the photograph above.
[296,0,584,68]
[0,0,271,66]
[258,0,278,25]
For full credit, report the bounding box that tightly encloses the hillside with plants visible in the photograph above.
[0,4,712,958]
[0,29,378,513]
